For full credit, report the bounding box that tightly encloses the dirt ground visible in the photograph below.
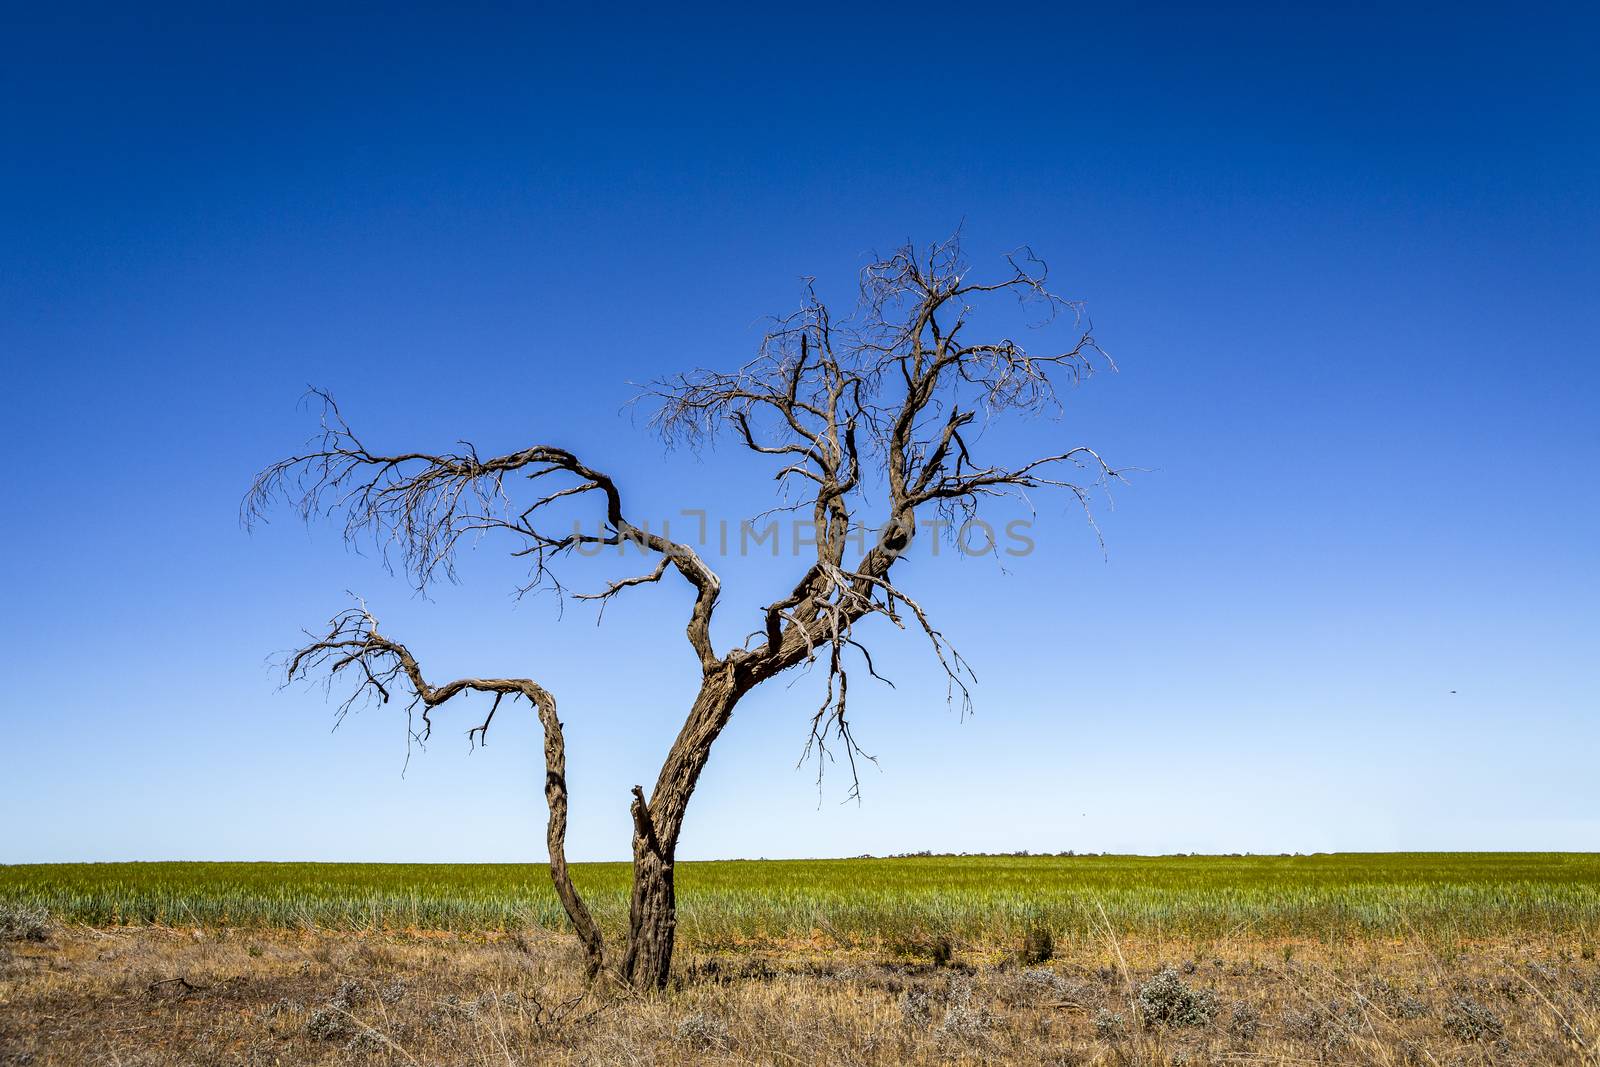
[2,925,1598,1065]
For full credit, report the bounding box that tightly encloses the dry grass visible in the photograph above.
[3,924,1599,1065]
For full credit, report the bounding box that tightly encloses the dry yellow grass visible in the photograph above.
[4,924,1598,1065]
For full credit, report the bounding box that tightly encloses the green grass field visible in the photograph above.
[3,853,1597,946]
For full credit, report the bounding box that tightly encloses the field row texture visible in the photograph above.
[3,853,1597,945]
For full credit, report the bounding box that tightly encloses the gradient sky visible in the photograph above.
[2,7,1596,863]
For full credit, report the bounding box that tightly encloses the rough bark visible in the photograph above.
[619,672,741,988]
[530,688,606,979]
[621,787,676,988]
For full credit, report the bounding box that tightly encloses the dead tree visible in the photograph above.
[245,236,1121,989]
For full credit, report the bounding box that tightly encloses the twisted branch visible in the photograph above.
[283,601,607,977]
[246,390,723,670]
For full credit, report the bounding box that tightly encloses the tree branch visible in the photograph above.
[649,232,1118,798]
[283,599,607,977]
[245,389,724,670]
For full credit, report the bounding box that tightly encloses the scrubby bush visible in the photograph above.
[1136,966,1218,1028]
[1092,1008,1127,1040]
[1442,996,1504,1042]
[330,977,367,1009]
[938,999,993,1040]
[304,1005,352,1042]
[1282,999,1361,1053]
[1368,976,1428,1019]
[937,978,993,1041]
[1282,1008,1325,1044]
[899,987,935,1026]
[1228,1001,1261,1040]
[0,902,52,942]
[344,1030,388,1054]
[676,1011,731,1050]
[999,967,1073,1006]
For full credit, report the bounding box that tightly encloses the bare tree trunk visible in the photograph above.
[619,671,744,988]
[530,690,607,979]
[621,789,676,988]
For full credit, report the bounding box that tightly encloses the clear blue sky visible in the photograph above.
[2,6,1596,863]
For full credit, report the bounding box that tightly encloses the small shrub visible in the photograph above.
[1283,1008,1325,1043]
[1369,977,1428,1019]
[899,987,934,1026]
[675,1011,731,1051]
[1092,1008,1127,1040]
[344,1030,387,1054]
[1394,992,1428,1019]
[1283,1000,1358,1053]
[1442,996,1504,1042]
[938,1000,992,1040]
[1402,1038,1435,1066]
[0,903,52,942]
[937,978,992,1040]
[330,977,367,1009]
[1136,966,1218,1028]
[998,967,1072,1006]
[304,1005,352,1042]
[1228,1001,1261,1040]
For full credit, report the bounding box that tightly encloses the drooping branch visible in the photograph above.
[245,390,724,670]
[283,601,607,977]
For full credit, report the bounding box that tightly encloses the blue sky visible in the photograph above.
[2,6,1596,862]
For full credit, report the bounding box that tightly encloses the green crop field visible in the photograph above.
[3,854,1597,947]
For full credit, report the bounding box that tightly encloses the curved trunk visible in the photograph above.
[620,671,743,988]
[529,687,607,978]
